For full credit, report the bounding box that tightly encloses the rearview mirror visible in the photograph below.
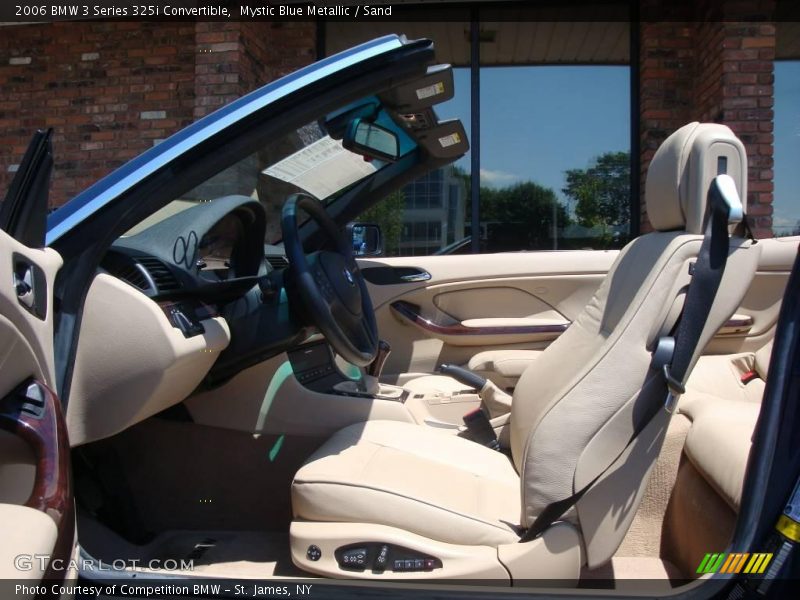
[343,119,399,163]
[348,223,383,257]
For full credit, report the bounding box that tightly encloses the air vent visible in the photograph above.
[266,255,289,270]
[114,264,149,290]
[102,254,151,291]
[137,257,181,293]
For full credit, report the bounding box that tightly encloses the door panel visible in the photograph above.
[706,237,799,354]
[361,239,797,380]
[359,251,618,379]
[0,504,58,580]
[0,229,71,584]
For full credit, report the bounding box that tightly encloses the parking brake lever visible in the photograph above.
[439,364,488,391]
[439,364,511,420]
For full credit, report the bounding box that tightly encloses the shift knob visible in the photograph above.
[367,340,391,379]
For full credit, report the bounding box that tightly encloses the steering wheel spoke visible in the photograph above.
[357,315,378,350]
[310,260,336,303]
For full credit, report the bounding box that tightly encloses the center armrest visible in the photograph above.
[468,349,544,380]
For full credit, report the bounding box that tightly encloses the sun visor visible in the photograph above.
[416,119,469,159]
[380,64,454,111]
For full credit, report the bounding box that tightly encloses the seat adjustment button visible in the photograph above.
[307,545,321,561]
[374,545,389,569]
[341,548,368,568]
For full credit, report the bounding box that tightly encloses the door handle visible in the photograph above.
[14,265,35,309]
[12,254,46,319]
[399,270,431,282]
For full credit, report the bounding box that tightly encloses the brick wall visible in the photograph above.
[639,1,776,237]
[0,21,317,209]
[240,22,316,93]
[717,21,775,238]
[193,22,243,119]
[0,22,196,207]
[639,22,696,233]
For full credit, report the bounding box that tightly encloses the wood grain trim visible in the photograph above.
[718,314,755,335]
[0,380,73,579]
[724,315,754,329]
[390,300,570,337]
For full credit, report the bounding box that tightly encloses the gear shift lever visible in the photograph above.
[334,340,401,399]
[367,340,391,379]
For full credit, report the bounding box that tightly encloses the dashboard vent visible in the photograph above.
[111,263,149,291]
[101,253,151,291]
[266,255,289,270]
[137,257,181,293]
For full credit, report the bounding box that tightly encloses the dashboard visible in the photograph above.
[106,195,266,297]
[98,194,312,387]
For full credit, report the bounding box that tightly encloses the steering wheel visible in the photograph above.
[282,194,379,367]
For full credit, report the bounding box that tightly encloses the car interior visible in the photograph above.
[2,38,799,592]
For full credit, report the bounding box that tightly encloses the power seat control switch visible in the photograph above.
[374,545,389,570]
[392,557,437,572]
[340,548,368,569]
[335,543,441,573]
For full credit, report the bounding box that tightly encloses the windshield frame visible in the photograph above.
[46,35,413,246]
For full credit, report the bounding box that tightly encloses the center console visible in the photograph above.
[287,340,482,430]
[286,341,341,392]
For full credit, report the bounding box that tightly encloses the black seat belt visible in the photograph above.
[520,175,743,543]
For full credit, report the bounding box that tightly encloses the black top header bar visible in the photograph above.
[2,1,799,23]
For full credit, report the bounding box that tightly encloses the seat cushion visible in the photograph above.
[680,396,759,511]
[685,352,765,404]
[292,420,522,546]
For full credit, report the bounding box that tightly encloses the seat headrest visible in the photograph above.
[645,122,747,234]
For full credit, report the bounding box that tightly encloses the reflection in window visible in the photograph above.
[479,66,631,251]
[773,60,800,237]
[358,68,472,257]
[362,65,632,256]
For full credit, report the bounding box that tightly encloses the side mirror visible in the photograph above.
[343,119,399,163]
[348,223,383,257]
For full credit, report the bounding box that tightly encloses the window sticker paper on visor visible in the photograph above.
[263,135,378,199]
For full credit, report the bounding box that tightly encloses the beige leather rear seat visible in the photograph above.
[468,339,771,396]
[655,340,771,576]
[683,340,772,405]
[679,395,760,512]
[675,338,771,513]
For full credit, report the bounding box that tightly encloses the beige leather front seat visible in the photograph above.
[289,123,762,582]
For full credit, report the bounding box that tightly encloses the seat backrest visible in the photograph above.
[510,122,762,567]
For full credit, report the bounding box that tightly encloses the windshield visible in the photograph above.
[125,107,414,242]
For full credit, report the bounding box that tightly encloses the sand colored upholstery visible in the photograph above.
[682,339,772,405]
[290,123,760,577]
[292,420,521,547]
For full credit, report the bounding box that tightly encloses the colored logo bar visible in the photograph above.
[696,552,773,574]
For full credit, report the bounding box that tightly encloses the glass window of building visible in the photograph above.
[773,59,800,237]
[329,21,632,255]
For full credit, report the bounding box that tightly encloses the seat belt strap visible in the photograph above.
[520,175,742,543]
